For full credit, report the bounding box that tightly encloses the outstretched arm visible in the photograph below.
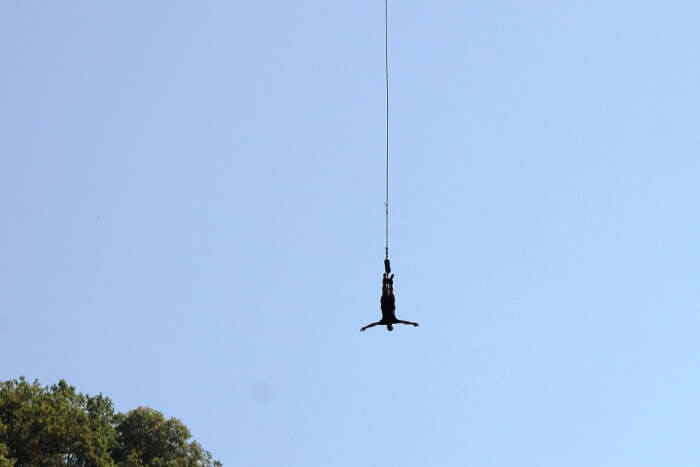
[360,321,381,332]
[396,320,419,327]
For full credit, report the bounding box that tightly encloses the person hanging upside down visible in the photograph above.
[360,272,419,332]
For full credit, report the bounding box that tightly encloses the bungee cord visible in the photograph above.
[384,0,390,262]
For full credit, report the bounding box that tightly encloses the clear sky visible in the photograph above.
[2,1,700,465]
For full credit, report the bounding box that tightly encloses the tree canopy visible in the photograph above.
[0,378,221,466]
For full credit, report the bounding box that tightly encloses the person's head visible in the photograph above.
[387,324,393,331]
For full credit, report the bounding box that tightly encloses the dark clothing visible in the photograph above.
[360,268,419,332]
[380,294,396,322]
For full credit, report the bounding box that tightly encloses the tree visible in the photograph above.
[0,378,221,466]
[0,378,116,466]
[113,407,221,467]
[0,422,13,467]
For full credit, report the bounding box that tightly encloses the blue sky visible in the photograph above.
[2,1,700,465]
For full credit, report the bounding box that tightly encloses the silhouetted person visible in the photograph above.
[360,273,419,332]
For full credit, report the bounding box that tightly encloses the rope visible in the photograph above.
[384,0,390,261]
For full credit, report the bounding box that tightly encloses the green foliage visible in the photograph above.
[0,422,13,467]
[113,407,220,467]
[0,377,108,465]
[0,378,220,466]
